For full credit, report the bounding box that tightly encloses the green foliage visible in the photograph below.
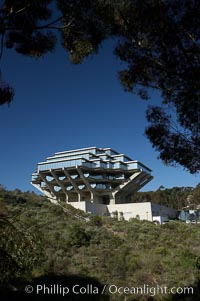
[133,184,200,210]
[0,82,14,106]
[68,223,91,247]
[0,197,8,217]
[0,186,200,301]
[154,246,167,256]
[88,215,103,227]
[0,216,45,283]
[145,105,200,174]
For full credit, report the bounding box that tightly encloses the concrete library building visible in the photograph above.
[31,147,176,222]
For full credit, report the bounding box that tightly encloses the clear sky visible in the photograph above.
[0,40,199,193]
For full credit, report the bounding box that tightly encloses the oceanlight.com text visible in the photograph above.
[107,284,194,296]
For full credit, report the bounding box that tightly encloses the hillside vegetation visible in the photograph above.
[0,186,200,301]
[132,184,200,209]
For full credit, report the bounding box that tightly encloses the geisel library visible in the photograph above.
[31,147,177,223]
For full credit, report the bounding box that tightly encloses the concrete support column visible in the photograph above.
[109,197,116,205]
[63,168,81,202]
[50,170,69,202]
[39,172,57,199]
[77,167,94,202]
[118,173,153,201]
[112,171,142,203]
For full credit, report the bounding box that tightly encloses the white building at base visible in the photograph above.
[71,200,177,222]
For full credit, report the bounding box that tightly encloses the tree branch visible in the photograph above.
[36,15,65,29]
[5,4,31,18]
[4,15,74,31]
[0,31,4,60]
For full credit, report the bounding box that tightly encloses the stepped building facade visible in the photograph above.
[31,147,176,221]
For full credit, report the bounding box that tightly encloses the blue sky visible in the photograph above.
[0,40,199,193]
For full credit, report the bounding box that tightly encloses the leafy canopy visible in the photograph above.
[0,0,199,173]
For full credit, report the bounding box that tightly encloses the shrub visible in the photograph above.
[68,223,91,247]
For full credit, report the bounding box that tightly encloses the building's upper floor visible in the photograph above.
[34,146,152,175]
